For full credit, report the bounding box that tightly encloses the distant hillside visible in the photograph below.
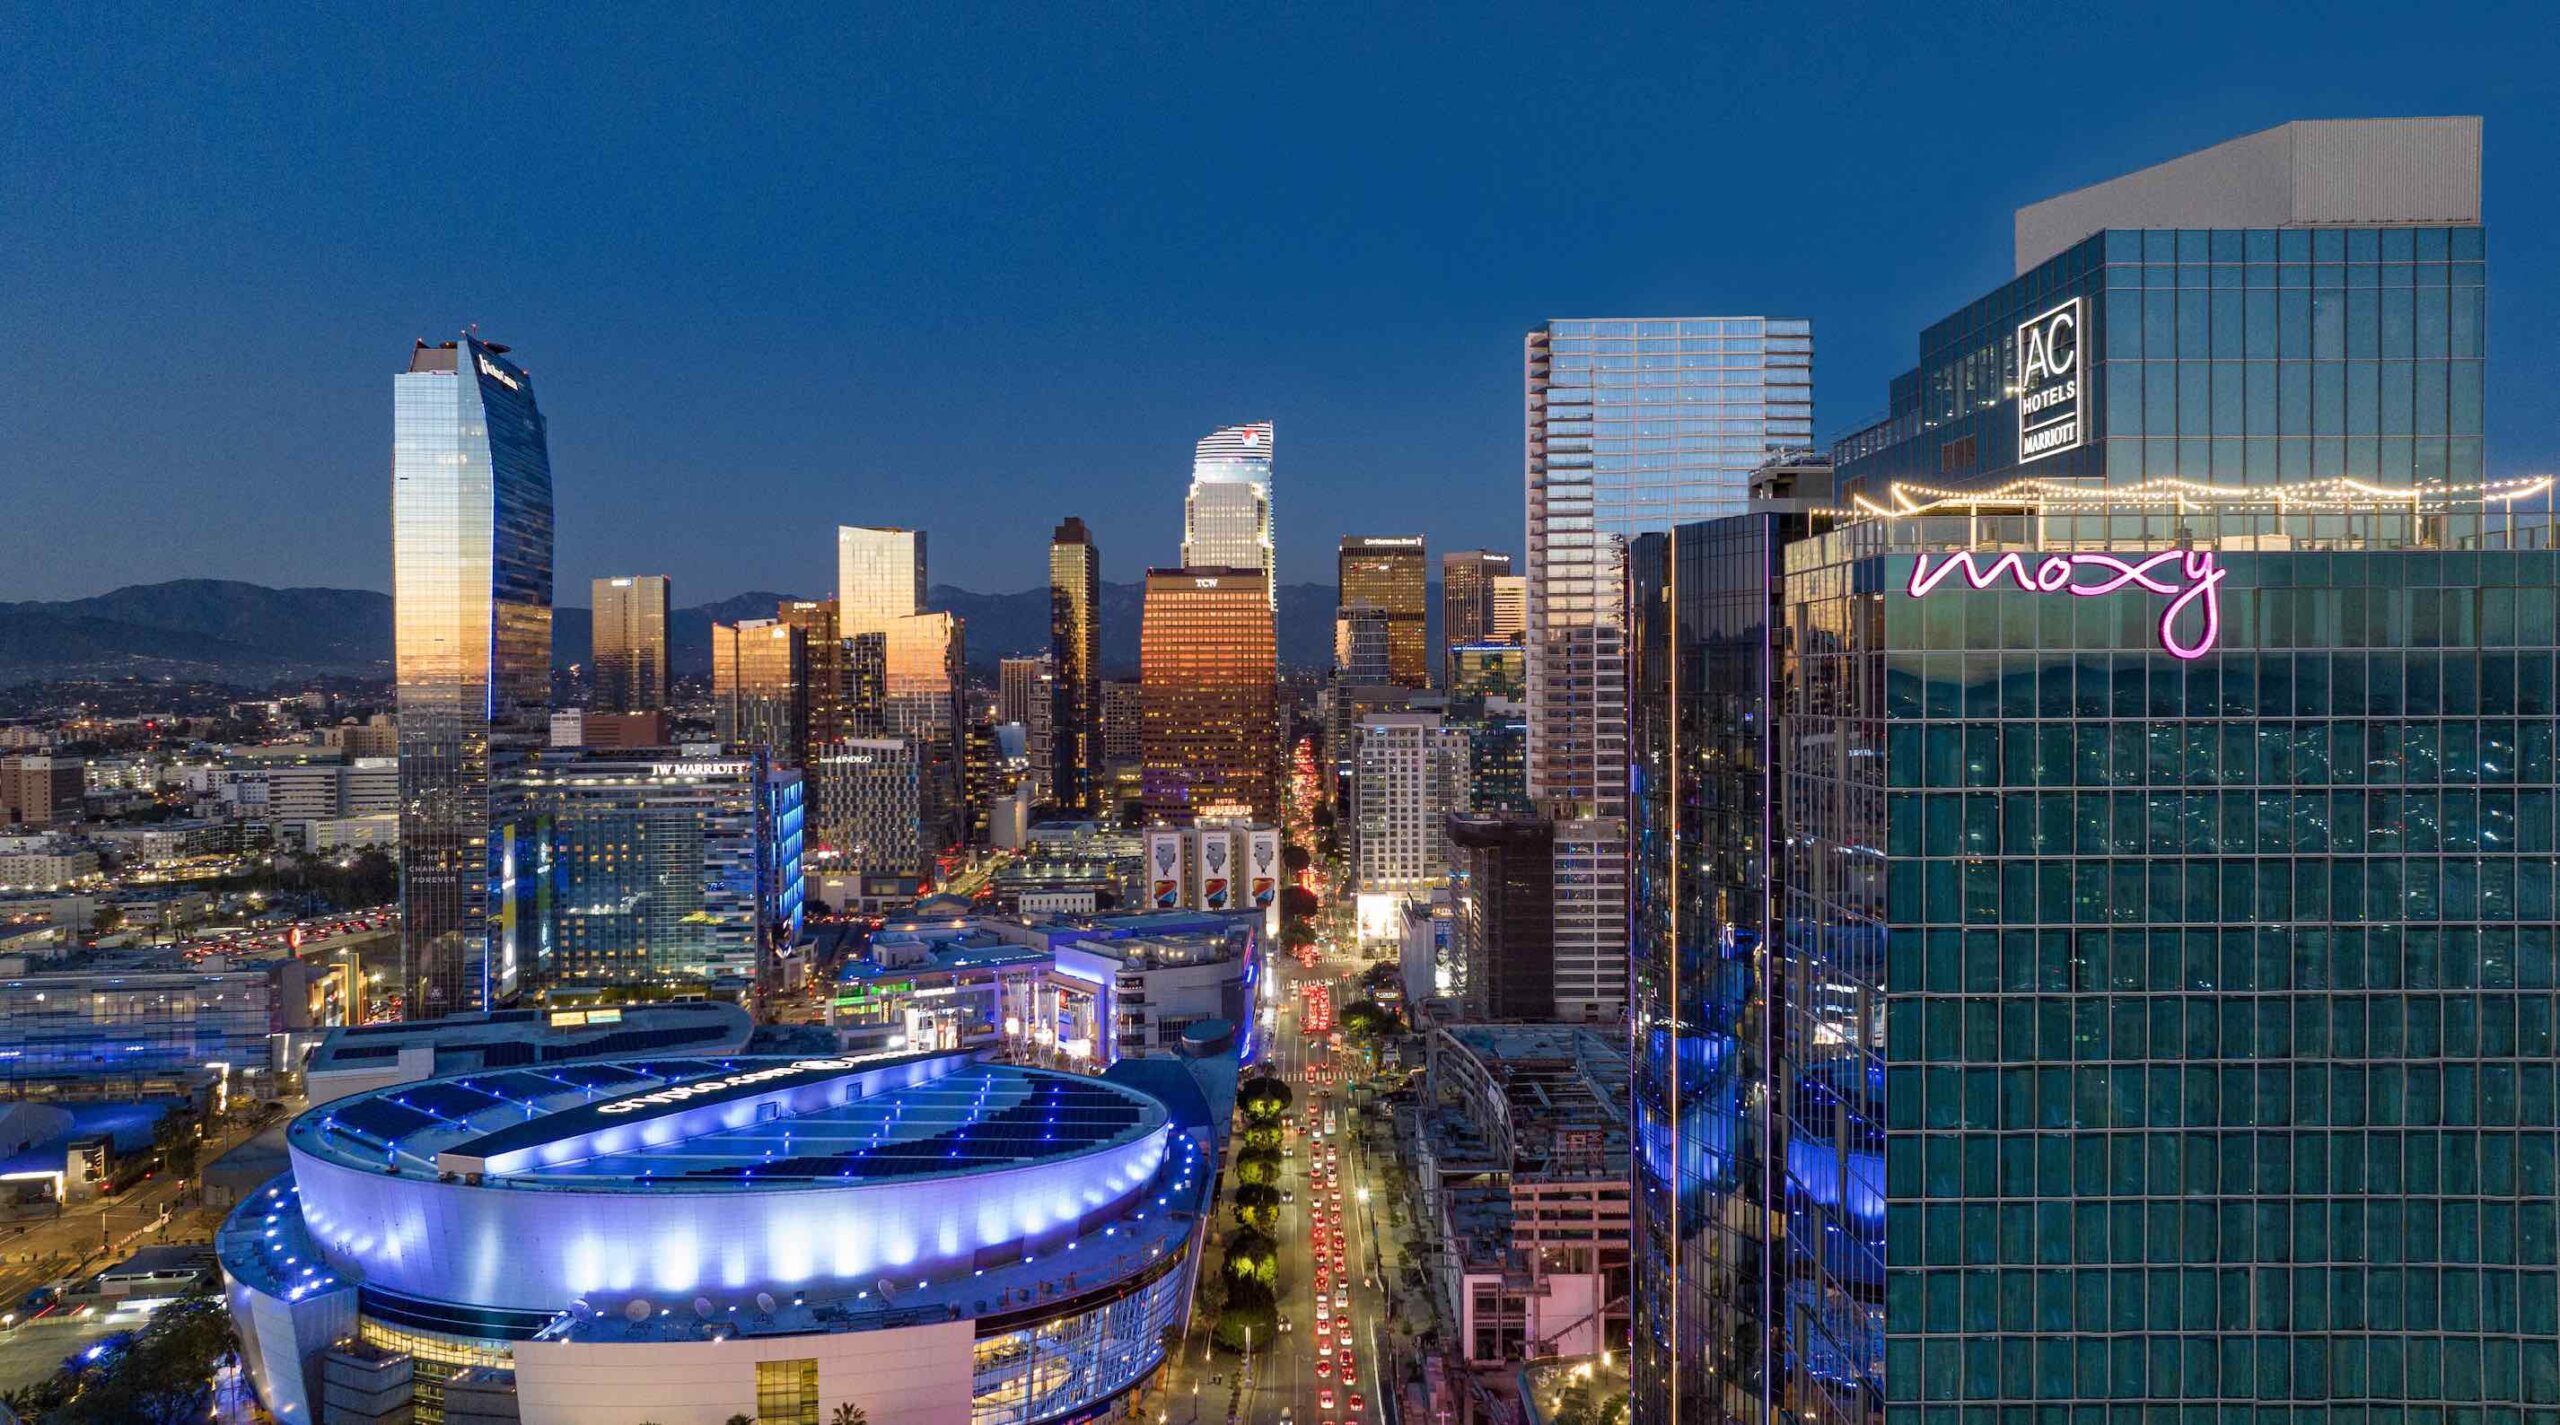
[2,576,1386,686]
[0,580,392,683]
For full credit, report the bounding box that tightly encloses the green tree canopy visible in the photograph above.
[1238,1075,1294,1121]
[1222,1227,1279,1287]
[1340,999,1399,1038]
[1234,1146,1282,1187]
[1212,1280,1277,1351]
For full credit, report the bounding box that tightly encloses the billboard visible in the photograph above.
[1147,829,1185,909]
[1248,826,1281,908]
[1198,831,1232,910]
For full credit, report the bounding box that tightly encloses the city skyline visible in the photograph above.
[8,10,2556,604]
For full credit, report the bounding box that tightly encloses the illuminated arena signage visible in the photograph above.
[434,1050,954,1176]
[1906,549,2226,660]
[594,1057,864,1114]
[2015,298,2083,463]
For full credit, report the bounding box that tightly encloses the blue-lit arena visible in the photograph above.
[220,1049,1215,1424]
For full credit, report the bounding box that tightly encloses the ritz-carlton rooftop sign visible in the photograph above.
[1907,549,2226,660]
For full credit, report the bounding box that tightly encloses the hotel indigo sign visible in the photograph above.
[2016,298,2083,463]
[1906,550,2225,660]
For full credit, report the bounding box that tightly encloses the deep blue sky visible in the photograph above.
[4,3,2555,603]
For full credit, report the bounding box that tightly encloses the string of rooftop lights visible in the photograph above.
[1822,473,2557,522]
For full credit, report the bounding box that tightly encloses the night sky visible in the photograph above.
[5,2,2554,602]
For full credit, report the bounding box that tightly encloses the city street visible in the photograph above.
[1231,934,1401,1425]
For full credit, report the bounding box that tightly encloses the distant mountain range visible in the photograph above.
[0,578,1404,685]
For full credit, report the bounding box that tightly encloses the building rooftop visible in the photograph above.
[1436,1025,1630,1177]
[2014,116,2484,274]
[291,1052,1167,1192]
[303,999,753,1077]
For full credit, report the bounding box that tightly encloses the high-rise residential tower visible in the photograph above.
[1050,516,1103,813]
[1441,549,1512,678]
[1490,574,1528,642]
[777,597,850,751]
[1338,536,1429,687]
[1349,710,1470,897]
[711,619,808,763]
[393,335,553,1017]
[1182,423,1275,609]
[835,525,964,852]
[836,525,927,631]
[1525,314,1812,1021]
[999,654,1055,801]
[590,575,670,714]
[1140,567,1278,821]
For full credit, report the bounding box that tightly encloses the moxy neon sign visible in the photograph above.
[1906,549,2225,659]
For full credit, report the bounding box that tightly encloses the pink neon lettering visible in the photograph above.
[1906,549,2224,659]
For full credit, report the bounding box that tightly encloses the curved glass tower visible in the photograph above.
[394,335,553,1017]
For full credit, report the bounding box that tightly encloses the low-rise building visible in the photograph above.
[823,908,1263,1067]
[0,754,84,827]
[1416,1024,1631,1367]
[300,999,756,1105]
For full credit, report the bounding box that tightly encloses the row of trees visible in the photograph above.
[1210,1071,1298,1350]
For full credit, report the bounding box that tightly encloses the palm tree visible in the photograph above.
[831,1404,871,1425]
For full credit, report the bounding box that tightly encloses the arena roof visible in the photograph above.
[289,1050,1168,1191]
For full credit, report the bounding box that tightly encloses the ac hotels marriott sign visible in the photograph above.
[2016,298,2083,463]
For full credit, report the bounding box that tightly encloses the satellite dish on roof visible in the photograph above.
[567,1299,593,1320]
[874,1279,899,1304]
[622,1298,653,1323]
[692,1296,714,1319]
[754,1291,777,1315]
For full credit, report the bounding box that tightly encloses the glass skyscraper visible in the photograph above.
[1050,516,1102,813]
[590,574,670,713]
[394,336,552,1017]
[1527,315,1813,1020]
[1631,511,1805,1425]
[1339,535,1430,687]
[1183,422,1276,609]
[1630,117,2558,1425]
[711,618,809,765]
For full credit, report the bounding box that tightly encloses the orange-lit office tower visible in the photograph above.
[1139,568,1278,822]
[1336,535,1428,687]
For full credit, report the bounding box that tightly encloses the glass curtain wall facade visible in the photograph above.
[778,597,849,752]
[1780,500,2560,1422]
[1340,536,1430,687]
[394,336,553,1018]
[507,749,803,987]
[1527,316,1813,1019]
[836,526,927,633]
[1832,226,2486,505]
[590,575,670,714]
[1051,516,1103,813]
[712,619,809,765]
[1183,422,1276,609]
[1631,513,1803,1425]
[1444,549,1514,675]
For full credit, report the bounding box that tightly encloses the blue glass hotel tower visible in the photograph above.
[1632,118,2560,1424]
[394,336,553,1018]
